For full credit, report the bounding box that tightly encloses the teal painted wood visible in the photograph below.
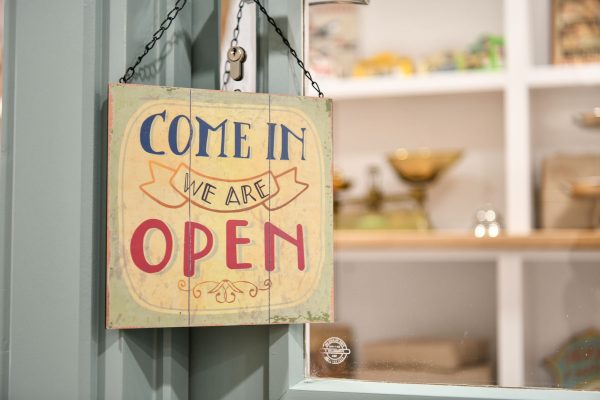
[283,380,600,400]
[81,0,106,397]
[0,0,16,397]
[126,0,164,86]
[190,0,221,89]
[189,326,270,400]
[159,329,190,400]
[164,0,192,88]
[269,325,305,400]
[4,0,99,397]
[257,0,305,96]
[1,0,193,398]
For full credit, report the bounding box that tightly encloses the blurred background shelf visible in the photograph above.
[334,229,600,250]
[318,71,506,99]
[528,64,600,89]
[313,64,600,100]
[310,0,600,390]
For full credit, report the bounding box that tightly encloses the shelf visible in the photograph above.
[527,64,600,89]
[334,229,600,250]
[318,71,506,99]
[315,65,600,100]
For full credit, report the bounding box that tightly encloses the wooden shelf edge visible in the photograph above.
[334,229,600,250]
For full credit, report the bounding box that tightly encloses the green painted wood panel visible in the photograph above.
[283,380,600,400]
[190,326,270,400]
[2,0,193,398]
[0,0,16,396]
[6,0,95,398]
[191,0,221,89]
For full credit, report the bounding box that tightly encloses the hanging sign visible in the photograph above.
[106,84,333,328]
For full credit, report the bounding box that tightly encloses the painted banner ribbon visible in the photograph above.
[140,161,309,212]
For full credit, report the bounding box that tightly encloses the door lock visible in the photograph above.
[227,46,247,82]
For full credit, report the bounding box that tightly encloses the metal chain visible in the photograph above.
[222,0,246,88]
[253,0,324,97]
[119,0,187,83]
[120,0,324,98]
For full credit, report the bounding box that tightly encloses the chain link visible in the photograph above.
[120,0,324,98]
[222,0,246,89]
[119,0,187,83]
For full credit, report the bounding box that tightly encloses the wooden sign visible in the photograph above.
[106,84,333,329]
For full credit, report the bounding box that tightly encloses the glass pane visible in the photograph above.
[524,260,600,389]
[307,0,600,393]
[311,261,497,386]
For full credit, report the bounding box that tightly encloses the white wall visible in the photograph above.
[530,87,600,227]
[354,0,555,66]
[356,0,503,60]
[531,87,600,169]
[529,0,552,65]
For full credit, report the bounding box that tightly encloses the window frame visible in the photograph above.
[281,1,599,398]
[268,325,599,400]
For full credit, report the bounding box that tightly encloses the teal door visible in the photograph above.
[0,1,303,398]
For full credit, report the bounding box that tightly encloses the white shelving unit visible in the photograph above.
[528,64,600,88]
[316,64,600,99]
[331,231,600,388]
[309,0,600,390]
[318,71,506,99]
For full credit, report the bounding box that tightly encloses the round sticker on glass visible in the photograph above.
[321,337,351,364]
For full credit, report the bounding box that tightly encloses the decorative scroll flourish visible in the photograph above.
[178,279,271,304]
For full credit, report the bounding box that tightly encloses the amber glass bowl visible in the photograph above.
[388,148,462,185]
